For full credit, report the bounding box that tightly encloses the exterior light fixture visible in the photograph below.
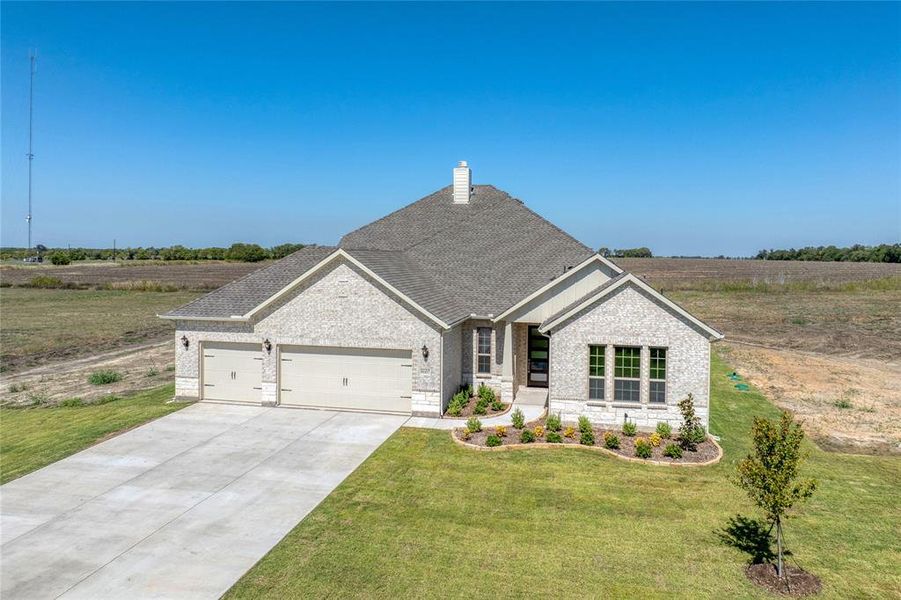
[263,339,272,354]
[421,344,429,360]
[181,335,190,350]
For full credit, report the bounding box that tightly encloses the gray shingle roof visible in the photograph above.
[164,185,601,324]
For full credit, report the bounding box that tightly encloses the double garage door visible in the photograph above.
[201,342,412,414]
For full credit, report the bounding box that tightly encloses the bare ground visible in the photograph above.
[718,342,900,455]
[1,342,175,407]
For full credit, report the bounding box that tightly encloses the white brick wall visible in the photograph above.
[461,319,504,397]
[547,283,711,430]
[175,259,445,416]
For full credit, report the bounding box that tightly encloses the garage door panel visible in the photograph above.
[202,343,263,403]
[279,346,412,413]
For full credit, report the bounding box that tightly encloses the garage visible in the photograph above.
[201,342,263,403]
[279,346,413,414]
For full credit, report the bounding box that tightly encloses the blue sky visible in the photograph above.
[2,2,899,256]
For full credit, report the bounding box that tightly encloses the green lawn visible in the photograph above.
[0,384,185,484]
[226,354,900,599]
[0,287,197,370]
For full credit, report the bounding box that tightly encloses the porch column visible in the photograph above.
[501,320,514,402]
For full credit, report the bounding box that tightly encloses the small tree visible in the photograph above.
[734,412,817,578]
[676,394,705,451]
[48,251,71,265]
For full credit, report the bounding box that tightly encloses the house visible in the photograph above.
[160,162,723,429]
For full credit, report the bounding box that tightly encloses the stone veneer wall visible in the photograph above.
[547,284,711,430]
[174,259,445,416]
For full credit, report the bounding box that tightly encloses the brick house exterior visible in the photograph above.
[162,162,722,429]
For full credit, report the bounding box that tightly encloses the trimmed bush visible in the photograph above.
[511,408,525,429]
[495,425,507,437]
[466,417,482,433]
[656,422,673,439]
[486,435,502,447]
[520,429,536,443]
[533,425,545,438]
[578,415,592,434]
[664,443,683,459]
[563,425,577,439]
[546,413,562,432]
[635,437,653,459]
[88,370,122,385]
[649,432,662,447]
[546,431,563,443]
[580,430,595,446]
[622,420,637,437]
[603,431,620,449]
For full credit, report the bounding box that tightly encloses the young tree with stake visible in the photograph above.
[734,412,817,578]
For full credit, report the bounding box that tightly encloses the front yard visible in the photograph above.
[226,354,900,599]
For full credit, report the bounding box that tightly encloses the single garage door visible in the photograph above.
[202,342,263,403]
[279,346,412,413]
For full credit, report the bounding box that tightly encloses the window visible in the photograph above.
[614,346,641,402]
[477,327,492,374]
[588,345,605,399]
[649,347,666,403]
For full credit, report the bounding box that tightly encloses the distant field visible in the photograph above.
[0,288,197,372]
[615,257,900,290]
[0,260,266,290]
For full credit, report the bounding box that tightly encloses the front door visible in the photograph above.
[527,326,549,388]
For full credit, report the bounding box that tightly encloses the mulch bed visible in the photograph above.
[746,564,822,597]
[455,416,720,464]
[444,395,509,419]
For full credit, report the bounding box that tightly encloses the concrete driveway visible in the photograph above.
[1,403,405,599]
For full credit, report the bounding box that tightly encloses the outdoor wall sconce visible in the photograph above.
[263,339,272,354]
[181,335,190,350]
[421,344,429,360]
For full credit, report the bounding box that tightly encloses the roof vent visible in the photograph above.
[453,160,472,204]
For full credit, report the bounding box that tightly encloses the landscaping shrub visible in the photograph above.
[663,443,683,459]
[495,425,507,437]
[474,399,488,415]
[656,422,673,439]
[490,398,504,411]
[459,428,472,441]
[486,435,502,447]
[477,383,496,403]
[466,417,482,433]
[563,425,576,439]
[520,429,536,443]
[677,394,706,451]
[533,425,545,438]
[48,251,71,265]
[546,431,563,443]
[622,420,637,436]
[603,431,620,449]
[546,413,562,432]
[649,432,662,447]
[580,430,595,446]
[88,370,123,385]
[446,400,463,417]
[578,415,592,434]
[635,437,653,459]
[511,408,525,429]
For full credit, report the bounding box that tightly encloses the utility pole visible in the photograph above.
[26,50,36,252]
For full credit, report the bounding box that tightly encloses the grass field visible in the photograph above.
[0,384,184,484]
[224,354,900,599]
[0,287,196,371]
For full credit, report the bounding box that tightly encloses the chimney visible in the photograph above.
[453,160,471,204]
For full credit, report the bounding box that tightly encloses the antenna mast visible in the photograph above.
[26,50,36,252]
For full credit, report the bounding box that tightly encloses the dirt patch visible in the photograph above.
[1,342,175,407]
[719,343,901,455]
[746,563,822,597]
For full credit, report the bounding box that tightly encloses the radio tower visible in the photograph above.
[26,50,36,252]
